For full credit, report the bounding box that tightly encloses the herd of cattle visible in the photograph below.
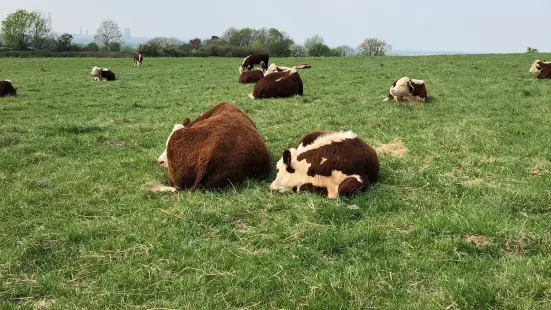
[1,54,550,198]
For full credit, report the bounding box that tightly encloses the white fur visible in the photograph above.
[320,158,327,165]
[269,131,362,198]
[264,64,294,76]
[157,123,185,167]
[392,77,412,97]
[410,79,424,85]
[5,79,11,83]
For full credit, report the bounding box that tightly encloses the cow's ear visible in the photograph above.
[183,118,191,127]
[283,149,292,166]
[408,81,414,93]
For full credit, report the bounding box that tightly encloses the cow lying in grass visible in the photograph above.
[0,80,17,97]
[90,66,116,81]
[383,77,427,103]
[154,102,271,191]
[529,60,551,75]
[530,60,551,79]
[238,70,264,84]
[270,131,380,199]
[249,67,303,99]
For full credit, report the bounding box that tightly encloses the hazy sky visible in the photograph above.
[1,0,547,53]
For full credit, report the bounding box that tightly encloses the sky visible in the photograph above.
[1,0,548,54]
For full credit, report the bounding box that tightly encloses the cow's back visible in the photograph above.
[167,103,270,189]
[0,81,16,97]
[252,71,303,98]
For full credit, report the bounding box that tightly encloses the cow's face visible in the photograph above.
[157,123,185,167]
[270,148,309,192]
[530,60,542,73]
[392,77,413,97]
[90,66,101,77]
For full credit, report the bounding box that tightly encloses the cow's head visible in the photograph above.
[90,66,101,77]
[530,60,542,74]
[269,148,309,192]
[157,122,186,167]
[392,77,413,97]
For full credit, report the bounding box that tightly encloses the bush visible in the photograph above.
[0,51,133,58]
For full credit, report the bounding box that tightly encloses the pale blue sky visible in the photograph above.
[1,0,547,53]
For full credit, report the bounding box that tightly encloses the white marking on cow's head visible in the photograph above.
[157,123,185,167]
[392,77,413,97]
[269,148,311,192]
[90,66,101,77]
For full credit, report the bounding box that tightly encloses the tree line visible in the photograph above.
[1,9,392,57]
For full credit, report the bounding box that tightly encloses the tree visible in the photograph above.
[251,40,265,51]
[290,44,307,57]
[527,47,539,53]
[266,28,293,57]
[304,34,324,53]
[29,11,53,50]
[1,9,36,50]
[189,38,202,49]
[308,43,331,56]
[54,33,73,52]
[84,42,100,52]
[357,38,391,56]
[94,20,123,52]
[338,45,356,56]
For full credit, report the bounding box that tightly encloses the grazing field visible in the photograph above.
[1,54,551,309]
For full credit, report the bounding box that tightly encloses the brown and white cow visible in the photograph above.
[155,102,271,191]
[134,52,143,67]
[530,60,551,79]
[89,66,116,81]
[249,68,303,99]
[264,63,311,76]
[270,131,380,199]
[0,80,17,97]
[383,77,427,103]
[238,70,264,84]
[529,60,551,74]
[240,53,269,73]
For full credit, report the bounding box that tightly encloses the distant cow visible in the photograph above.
[249,67,303,99]
[383,77,427,103]
[529,60,551,75]
[134,52,143,67]
[238,70,264,84]
[264,63,310,76]
[240,53,269,73]
[89,66,116,81]
[269,131,380,199]
[536,63,551,79]
[0,80,17,97]
[156,102,271,191]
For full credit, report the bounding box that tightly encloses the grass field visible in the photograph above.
[1,54,551,309]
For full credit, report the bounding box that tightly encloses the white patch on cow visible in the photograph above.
[5,79,11,83]
[157,123,185,167]
[411,79,424,85]
[264,64,293,76]
[392,77,412,97]
[248,92,255,99]
[320,158,327,165]
[296,131,358,155]
[275,77,284,82]
[269,150,363,199]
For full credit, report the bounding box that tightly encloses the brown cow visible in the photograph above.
[0,80,17,97]
[536,62,551,79]
[270,131,380,199]
[249,67,303,99]
[240,53,269,73]
[89,66,116,81]
[238,70,264,84]
[383,77,427,103]
[134,52,143,67]
[155,102,271,191]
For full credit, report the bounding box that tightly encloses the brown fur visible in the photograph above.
[166,102,271,190]
[241,53,269,72]
[385,78,427,102]
[134,52,143,66]
[536,62,551,79]
[0,80,17,97]
[238,70,264,84]
[251,69,303,99]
